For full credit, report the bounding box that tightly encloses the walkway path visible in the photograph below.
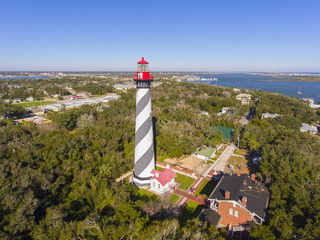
[204,144,237,177]
[213,144,236,172]
[190,177,204,190]
[174,189,206,205]
[115,170,133,182]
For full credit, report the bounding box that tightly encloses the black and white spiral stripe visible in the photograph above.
[134,86,155,182]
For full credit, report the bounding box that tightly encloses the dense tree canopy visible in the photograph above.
[1,80,319,239]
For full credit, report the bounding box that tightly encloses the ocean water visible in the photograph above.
[193,73,320,103]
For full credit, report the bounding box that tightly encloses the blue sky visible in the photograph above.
[0,0,319,71]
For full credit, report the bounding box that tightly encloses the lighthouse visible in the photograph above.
[132,57,155,186]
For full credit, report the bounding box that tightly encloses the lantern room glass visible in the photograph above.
[138,64,148,72]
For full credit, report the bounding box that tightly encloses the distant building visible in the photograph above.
[204,174,269,235]
[218,107,231,116]
[13,98,21,103]
[196,147,216,162]
[17,116,51,125]
[301,98,320,109]
[26,96,34,101]
[261,113,281,119]
[51,94,61,98]
[300,123,318,134]
[236,94,252,100]
[149,168,176,194]
[70,95,84,100]
[201,111,209,116]
[241,98,249,105]
[233,88,241,92]
[236,93,252,105]
[301,98,314,105]
[113,83,135,91]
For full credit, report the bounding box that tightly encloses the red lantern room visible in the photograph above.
[134,57,153,81]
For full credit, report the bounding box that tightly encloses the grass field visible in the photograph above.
[234,148,248,156]
[136,189,159,201]
[157,156,169,163]
[179,201,206,222]
[224,155,249,174]
[14,101,56,108]
[170,194,180,204]
[196,180,218,197]
[156,166,164,171]
[175,173,195,191]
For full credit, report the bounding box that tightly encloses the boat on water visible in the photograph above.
[297,87,302,95]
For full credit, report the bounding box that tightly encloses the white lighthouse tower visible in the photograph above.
[132,57,155,186]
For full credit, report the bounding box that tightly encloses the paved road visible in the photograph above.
[213,144,236,172]
[204,144,237,177]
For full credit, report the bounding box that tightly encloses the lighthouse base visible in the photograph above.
[132,172,151,186]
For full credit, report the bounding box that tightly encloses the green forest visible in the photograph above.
[0,81,320,239]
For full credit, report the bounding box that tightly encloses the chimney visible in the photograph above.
[251,174,255,181]
[242,197,247,206]
[155,172,159,178]
[166,163,170,169]
[225,191,230,199]
[237,171,241,176]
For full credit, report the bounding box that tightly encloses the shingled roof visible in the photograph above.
[199,209,222,226]
[208,174,269,220]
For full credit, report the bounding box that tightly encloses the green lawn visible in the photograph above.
[195,180,218,197]
[175,173,195,191]
[14,101,56,108]
[207,160,214,164]
[136,189,159,201]
[234,148,248,156]
[170,194,180,204]
[156,166,164,171]
[179,201,206,222]
[157,156,169,163]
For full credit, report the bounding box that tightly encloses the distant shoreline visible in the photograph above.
[258,78,320,82]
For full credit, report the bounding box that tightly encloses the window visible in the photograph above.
[158,183,160,189]
[229,208,233,215]
[152,182,155,188]
[235,210,239,217]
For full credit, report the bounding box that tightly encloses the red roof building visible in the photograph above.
[150,168,176,194]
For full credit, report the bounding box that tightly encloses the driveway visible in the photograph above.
[213,144,236,172]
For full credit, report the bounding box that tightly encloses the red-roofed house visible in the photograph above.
[150,168,176,194]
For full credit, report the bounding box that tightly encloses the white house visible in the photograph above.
[196,147,216,162]
[236,93,252,105]
[201,111,209,116]
[261,113,281,119]
[218,107,231,116]
[233,88,241,92]
[150,168,176,194]
[26,96,34,101]
[236,93,252,101]
[300,123,318,134]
